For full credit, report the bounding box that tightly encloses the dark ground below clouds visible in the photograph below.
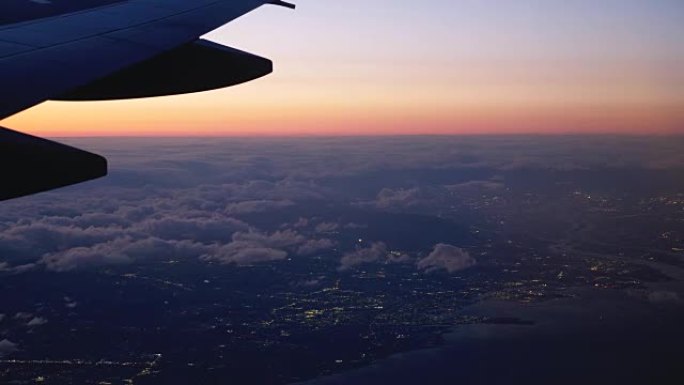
[1,136,682,385]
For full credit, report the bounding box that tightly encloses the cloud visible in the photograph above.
[71,212,132,228]
[201,230,313,265]
[339,242,389,270]
[372,187,451,210]
[291,217,309,228]
[0,192,259,271]
[375,188,423,209]
[39,237,148,272]
[0,263,37,274]
[208,229,335,264]
[0,222,126,258]
[0,339,17,357]
[18,217,330,270]
[446,180,505,191]
[40,243,130,272]
[14,312,32,320]
[232,230,305,248]
[208,245,287,265]
[315,222,339,233]
[417,244,476,273]
[387,251,412,264]
[143,216,249,243]
[224,200,294,215]
[297,238,336,256]
[27,316,48,327]
[1,136,682,273]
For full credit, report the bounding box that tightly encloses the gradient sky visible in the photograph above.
[3,0,684,136]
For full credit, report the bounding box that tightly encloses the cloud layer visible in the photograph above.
[0,136,681,273]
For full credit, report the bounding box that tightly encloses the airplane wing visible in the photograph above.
[0,0,294,201]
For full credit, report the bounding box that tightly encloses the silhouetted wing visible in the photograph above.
[0,0,288,119]
[0,0,294,200]
[0,126,107,201]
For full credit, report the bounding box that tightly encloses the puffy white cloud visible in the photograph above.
[38,237,211,272]
[339,242,390,270]
[201,230,316,266]
[39,237,140,272]
[417,244,476,273]
[0,222,127,257]
[27,316,48,327]
[338,243,411,271]
[232,230,305,249]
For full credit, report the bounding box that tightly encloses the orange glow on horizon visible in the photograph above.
[1,2,683,137]
[3,85,681,137]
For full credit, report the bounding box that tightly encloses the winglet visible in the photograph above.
[269,0,296,9]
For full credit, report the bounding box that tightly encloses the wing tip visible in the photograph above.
[0,127,108,201]
[269,1,296,10]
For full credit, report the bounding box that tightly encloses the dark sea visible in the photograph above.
[297,288,684,385]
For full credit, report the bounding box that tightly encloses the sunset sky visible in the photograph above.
[3,0,684,136]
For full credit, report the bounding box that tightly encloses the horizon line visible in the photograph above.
[46,132,684,139]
